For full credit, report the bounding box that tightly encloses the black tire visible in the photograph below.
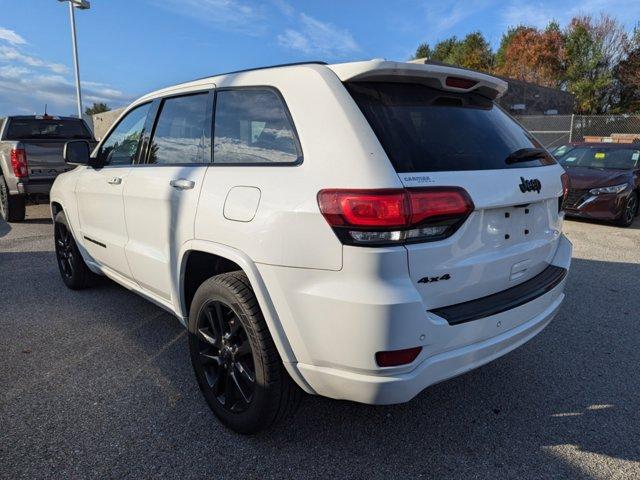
[188,271,302,434]
[617,192,638,227]
[0,175,26,222]
[54,211,98,289]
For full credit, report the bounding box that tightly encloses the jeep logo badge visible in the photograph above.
[519,177,542,194]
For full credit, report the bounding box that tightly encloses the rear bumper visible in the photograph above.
[296,288,563,404]
[263,234,572,404]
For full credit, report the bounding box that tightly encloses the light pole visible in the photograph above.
[58,0,90,118]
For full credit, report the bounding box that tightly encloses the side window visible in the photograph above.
[99,103,151,166]
[213,89,300,164]
[147,93,211,165]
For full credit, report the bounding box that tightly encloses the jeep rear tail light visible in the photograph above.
[10,148,28,178]
[559,172,570,212]
[317,187,474,246]
[375,347,422,367]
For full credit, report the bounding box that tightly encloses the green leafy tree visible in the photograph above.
[430,37,458,62]
[415,33,493,71]
[85,102,110,116]
[412,42,431,59]
[564,15,627,113]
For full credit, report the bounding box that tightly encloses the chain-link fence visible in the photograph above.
[515,114,640,149]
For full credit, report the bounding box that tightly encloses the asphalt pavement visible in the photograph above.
[1,204,639,479]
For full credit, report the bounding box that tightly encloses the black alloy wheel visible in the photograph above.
[55,220,75,280]
[53,211,97,289]
[188,271,302,434]
[195,300,256,413]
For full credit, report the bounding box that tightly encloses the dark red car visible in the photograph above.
[553,142,640,227]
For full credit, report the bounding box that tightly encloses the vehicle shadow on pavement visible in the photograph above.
[1,249,638,479]
[0,219,9,238]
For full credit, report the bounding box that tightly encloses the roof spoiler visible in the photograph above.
[329,59,508,100]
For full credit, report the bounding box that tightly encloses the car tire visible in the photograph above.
[54,211,99,289]
[0,175,26,223]
[188,271,302,434]
[617,192,638,227]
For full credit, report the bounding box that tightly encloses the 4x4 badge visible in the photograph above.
[418,274,451,284]
[519,177,542,194]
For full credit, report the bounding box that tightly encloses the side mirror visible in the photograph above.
[63,140,91,165]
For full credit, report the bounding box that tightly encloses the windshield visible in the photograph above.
[5,118,92,140]
[553,145,639,170]
[346,82,555,172]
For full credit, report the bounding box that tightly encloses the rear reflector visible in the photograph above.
[318,187,474,246]
[445,77,478,89]
[10,148,28,178]
[375,347,422,367]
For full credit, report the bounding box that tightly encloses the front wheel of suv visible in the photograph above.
[617,192,638,227]
[188,271,302,434]
[0,175,26,223]
[54,211,99,289]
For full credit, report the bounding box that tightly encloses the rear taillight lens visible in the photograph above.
[10,148,28,178]
[376,347,422,367]
[560,172,569,212]
[317,187,474,246]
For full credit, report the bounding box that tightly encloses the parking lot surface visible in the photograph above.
[1,204,639,479]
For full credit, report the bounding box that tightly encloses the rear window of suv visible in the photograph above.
[5,118,92,140]
[347,82,555,172]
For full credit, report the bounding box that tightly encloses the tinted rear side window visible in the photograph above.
[147,93,212,165]
[347,82,554,172]
[213,89,300,164]
[5,118,92,140]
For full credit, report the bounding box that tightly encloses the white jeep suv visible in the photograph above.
[51,60,572,434]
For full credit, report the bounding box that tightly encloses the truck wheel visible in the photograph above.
[617,192,638,227]
[188,271,302,434]
[0,175,26,222]
[54,211,98,289]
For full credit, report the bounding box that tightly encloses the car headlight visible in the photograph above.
[589,183,629,195]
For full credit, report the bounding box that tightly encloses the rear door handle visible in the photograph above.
[107,177,122,185]
[170,179,195,190]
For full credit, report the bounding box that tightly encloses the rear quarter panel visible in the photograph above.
[195,64,404,271]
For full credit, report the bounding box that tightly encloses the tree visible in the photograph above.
[430,37,458,62]
[493,22,565,88]
[613,27,640,112]
[85,102,110,116]
[412,42,431,60]
[414,32,493,71]
[450,32,494,71]
[564,15,628,113]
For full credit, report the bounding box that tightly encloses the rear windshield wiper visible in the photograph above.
[505,148,548,165]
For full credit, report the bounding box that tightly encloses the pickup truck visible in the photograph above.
[0,115,96,222]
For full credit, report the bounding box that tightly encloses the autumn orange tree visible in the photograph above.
[412,15,640,113]
[494,23,565,88]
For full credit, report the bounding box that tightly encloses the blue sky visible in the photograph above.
[0,0,638,116]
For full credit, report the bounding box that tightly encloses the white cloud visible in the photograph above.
[150,0,266,35]
[0,28,131,115]
[0,27,26,45]
[277,13,360,58]
[0,46,68,75]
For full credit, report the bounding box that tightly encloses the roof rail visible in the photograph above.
[186,61,328,84]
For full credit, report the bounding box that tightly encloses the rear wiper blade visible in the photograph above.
[505,148,548,165]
